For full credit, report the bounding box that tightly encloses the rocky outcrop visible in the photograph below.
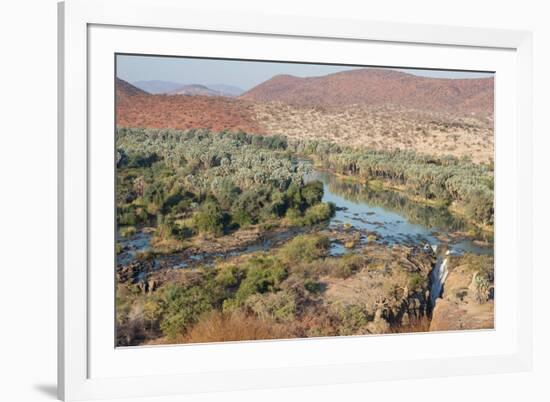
[429,255,494,331]
[323,244,435,333]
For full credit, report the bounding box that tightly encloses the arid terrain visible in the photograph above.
[240,69,493,115]
[117,68,494,163]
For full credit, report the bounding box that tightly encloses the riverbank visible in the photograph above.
[306,158,494,234]
[117,233,438,346]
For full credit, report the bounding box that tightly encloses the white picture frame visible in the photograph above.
[58,0,533,400]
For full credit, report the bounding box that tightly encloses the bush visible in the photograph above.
[330,254,365,279]
[278,234,330,264]
[301,180,324,206]
[304,279,324,293]
[337,304,368,335]
[245,291,297,322]
[231,187,272,224]
[159,282,218,339]
[302,202,335,225]
[215,265,244,289]
[232,257,288,304]
[193,199,224,236]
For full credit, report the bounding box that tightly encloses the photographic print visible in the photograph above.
[115,55,494,347]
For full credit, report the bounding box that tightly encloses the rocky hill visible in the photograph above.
[240,68,494,116]
[170,84,225,96]
[132,80,182,94]
[116,78,261,133]
[116,77,148,97]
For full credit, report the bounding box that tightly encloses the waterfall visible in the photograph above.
[430,250,450,307]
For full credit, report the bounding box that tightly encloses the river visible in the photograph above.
[118,166,493,268]
[306,168,493,256]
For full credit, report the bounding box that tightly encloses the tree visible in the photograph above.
[193,199,224,236]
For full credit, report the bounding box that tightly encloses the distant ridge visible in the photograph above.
[240,68,494,115]
[133,80,182,94]
[170,84,224,97]
[116,78,148,97]
[207,84,245,97]
[133,80,245,97]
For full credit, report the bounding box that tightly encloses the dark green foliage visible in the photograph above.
[231,187,273,224]
[301,180,324,206]
[159,282,218,339]
[143,181,166,207]
[117,148,160,168]
[290,139,494,225]
[212,178,241,210]
[117,205,149,226]
[215,265,245,289]
[337,304,368,335]
[116,128,326,235]
[193,199,224,236]
[302,202,336,225]
[278,234,330,264]
[231,257,288,305]
[304,279,323,293]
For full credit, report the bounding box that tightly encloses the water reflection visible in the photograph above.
[306,169,493,255]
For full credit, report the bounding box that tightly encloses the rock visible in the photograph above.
[367,233,378,242]
[322,243,435,334]
[430,298,494,331]
[344,240,356,249]
[429,256,494,331]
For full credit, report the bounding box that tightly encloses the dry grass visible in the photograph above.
[182,311,292,344]
[389,316,432,334]
[253,102,494,164]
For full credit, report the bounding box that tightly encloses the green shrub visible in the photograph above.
[278,234,330,264]
[301,180,324,206]
[232,257,288,304]
[331,254,364,279]
[159,281,219,339]
[337,304,368,336]
[193,199,224,236]
[304,279,324,293]
[215,265,244,289]
[245,291,297,322]
[302,202,335,225]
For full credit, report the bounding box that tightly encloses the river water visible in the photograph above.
[118,167,493,268]
[306,169,493,256]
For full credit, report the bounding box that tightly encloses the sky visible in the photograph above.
[116,54,494,91]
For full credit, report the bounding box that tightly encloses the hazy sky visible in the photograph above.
[116,54,494,91]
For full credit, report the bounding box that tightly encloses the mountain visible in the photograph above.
[239,68,494,115]
[208,84,245,97]
[116,78,148,97]
[133,80,244,97]
[170,84,224,96]
[133,80,182,94]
